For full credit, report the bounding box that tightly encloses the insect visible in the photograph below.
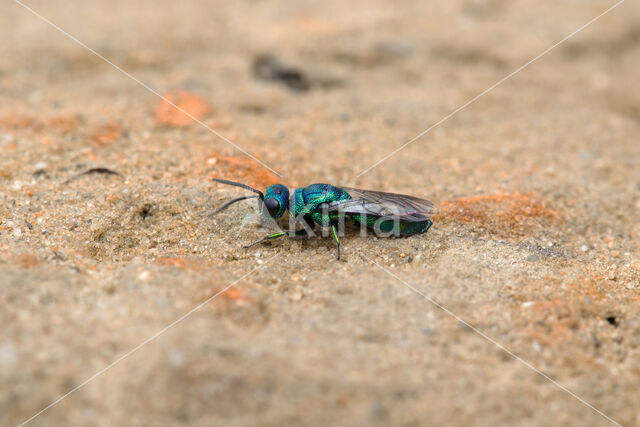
[212,178,435,260]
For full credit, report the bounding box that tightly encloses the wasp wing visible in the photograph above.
[327,187,435,221]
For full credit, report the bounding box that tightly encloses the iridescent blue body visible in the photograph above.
[263,183,433,236]
[213,178,435,260]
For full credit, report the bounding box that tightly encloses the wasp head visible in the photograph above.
[262,184,289,219]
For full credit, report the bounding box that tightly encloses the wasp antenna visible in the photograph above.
[213,195,259,215]
[212,178,264,198]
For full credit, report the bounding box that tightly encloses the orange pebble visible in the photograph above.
[154,90,212,127]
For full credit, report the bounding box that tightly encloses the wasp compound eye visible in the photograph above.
[264,198,280,217]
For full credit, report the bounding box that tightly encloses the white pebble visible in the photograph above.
[169,349,185,367]
[34,161,47,170]
[0,343,16,365]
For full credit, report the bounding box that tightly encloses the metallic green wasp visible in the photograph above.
[212,178,434,260]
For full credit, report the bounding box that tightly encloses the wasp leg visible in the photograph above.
[330,224,341,260]
[243,231,286,249]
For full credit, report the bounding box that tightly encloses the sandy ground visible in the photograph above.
[2,0,640,426]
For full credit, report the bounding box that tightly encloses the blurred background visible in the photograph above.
[2,1,640,426]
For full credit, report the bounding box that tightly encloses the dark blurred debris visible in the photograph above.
[606,315,619,327]
[253,55,311,91]
[139,203,153,220]
[63,167,122,184]
[32,169,48,179]
[252,54,344,92]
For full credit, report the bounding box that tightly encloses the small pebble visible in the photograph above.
[526,254,539,262]
[33,161,47,170]
[0,342,16,365]
[169,349,185,367]
[581,245,589,252]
